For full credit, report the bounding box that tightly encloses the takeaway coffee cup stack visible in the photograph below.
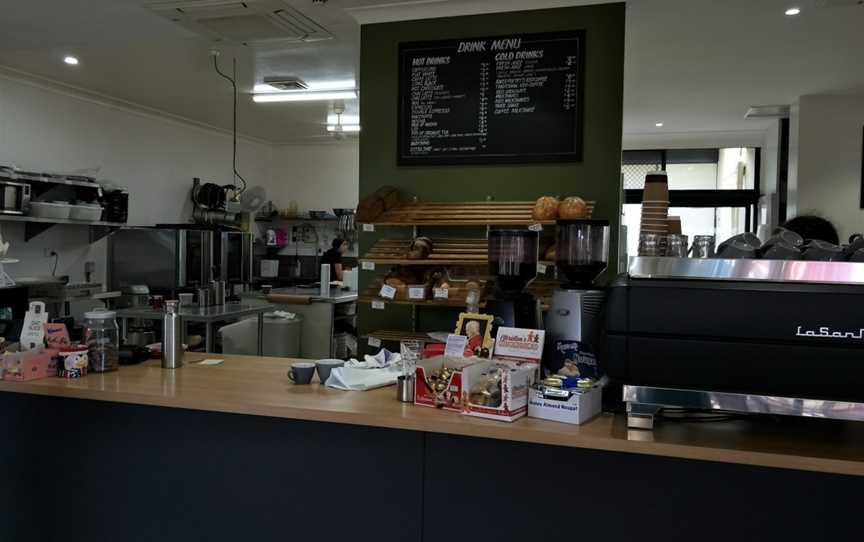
[639,172,670,256]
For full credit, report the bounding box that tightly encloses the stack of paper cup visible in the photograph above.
[639,172,670,255]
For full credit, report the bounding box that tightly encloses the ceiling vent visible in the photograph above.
[262,76,308,90]
[146,0,333,46]
[745,105,790,119]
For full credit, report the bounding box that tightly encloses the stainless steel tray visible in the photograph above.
[628,256,864,286]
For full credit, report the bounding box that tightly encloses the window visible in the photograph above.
[622,148,761,256]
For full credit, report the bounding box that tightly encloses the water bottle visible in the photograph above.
[161,300,184,369]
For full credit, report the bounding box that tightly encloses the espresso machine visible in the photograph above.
[486,229,541,330]
[544,219,610,374]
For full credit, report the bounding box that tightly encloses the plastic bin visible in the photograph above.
[219,313,303,357]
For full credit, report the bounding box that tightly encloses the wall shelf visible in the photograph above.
[363,200,594,227]
[0,215,127,242]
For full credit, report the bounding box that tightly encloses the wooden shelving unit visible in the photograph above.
[365,200,594,226]
[361,237,487,266]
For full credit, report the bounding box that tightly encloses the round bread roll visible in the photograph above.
[385,276,406,288]
[465,280,481,291]
[558,197,588,219]
[532,196,560,221]
[406,249,426,260]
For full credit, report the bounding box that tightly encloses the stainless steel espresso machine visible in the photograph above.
[544,219,610,375]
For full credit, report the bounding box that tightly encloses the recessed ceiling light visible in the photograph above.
[785,7,801,16]
[63,56,79,66]
[252,90,358,103]
[655,122,664,127]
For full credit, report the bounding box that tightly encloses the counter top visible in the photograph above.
[2,354,863,477]
[244,287,358,304]
[116,302,274,321]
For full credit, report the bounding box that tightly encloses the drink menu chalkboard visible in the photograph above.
[398,30,585,165]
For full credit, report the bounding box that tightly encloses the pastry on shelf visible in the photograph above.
[558,197,588,219]
[532,196,560,221]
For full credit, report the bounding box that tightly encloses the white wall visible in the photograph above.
[794,92,864,242]
[270,140,359,213]
[0,73,273,283]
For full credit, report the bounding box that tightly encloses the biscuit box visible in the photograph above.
[3,347,59,382]
[414,355,478,411]
[461,360,534,422]
[528,383,603,425]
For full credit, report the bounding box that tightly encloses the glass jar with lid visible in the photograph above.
[84,309,120,372]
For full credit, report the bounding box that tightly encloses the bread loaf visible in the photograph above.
[544,245,556,261]
[558,197,588,219]
[532,196,560,221]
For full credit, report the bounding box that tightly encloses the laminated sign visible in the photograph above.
[492,327,545,363]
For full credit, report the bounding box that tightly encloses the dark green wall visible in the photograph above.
[358,3,626,343]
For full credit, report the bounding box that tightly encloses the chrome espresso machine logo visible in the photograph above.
[796,326,864,340]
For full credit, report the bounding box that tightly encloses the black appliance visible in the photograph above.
[606,272,864,402]
[487,229,540,330]
[544,219,610,373]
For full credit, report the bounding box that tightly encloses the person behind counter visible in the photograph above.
[321,238,350,281]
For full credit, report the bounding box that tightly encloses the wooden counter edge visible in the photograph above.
[2,380,863,478]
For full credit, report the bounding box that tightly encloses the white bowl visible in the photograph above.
[69,203,104,221]
[29,201,72,219]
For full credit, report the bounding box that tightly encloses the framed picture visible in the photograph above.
[455,313,495,356]
[860,126,864,209]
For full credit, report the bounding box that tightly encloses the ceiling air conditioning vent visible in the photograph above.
[146,0,333,45]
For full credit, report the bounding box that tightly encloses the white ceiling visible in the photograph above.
[0,0,862,144]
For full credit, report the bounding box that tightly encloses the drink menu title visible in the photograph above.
[398,30,584,165]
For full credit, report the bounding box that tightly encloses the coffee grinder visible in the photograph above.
[544,219,610,374]
[486,228,540,330]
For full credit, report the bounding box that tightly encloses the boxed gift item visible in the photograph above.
[415,355,478,411]
[3,347,58,381]
[461,360,534,422]
[528,382,602,425]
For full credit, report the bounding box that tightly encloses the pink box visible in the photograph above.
[3,348,58,381]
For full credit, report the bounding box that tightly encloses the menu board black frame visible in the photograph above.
[397,30,586,166]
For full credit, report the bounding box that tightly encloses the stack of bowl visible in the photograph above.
[639,172,670,255]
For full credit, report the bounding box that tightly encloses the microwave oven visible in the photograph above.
[0,180,30,215]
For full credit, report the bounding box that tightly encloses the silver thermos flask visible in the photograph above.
[320,264,331,297]
[211,280,226,306]
[161,300,184,369]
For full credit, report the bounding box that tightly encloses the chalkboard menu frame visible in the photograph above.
[397,30,586,166]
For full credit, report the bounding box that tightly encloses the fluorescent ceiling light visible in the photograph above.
[655,122,664,127]
[64,56,79,66]
[307,79,356,91]
[785,7,801,15]
[253,90,357,103]
[327,114,360,125]
[327,125,361,132]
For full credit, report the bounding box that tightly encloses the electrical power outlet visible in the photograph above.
[43,248,56,258]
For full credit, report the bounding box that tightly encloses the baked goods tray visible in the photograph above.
[360,237,488,266]
[358,279,488,308]
[365,201,594,226]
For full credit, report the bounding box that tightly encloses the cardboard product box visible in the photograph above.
[461,360,534,422]
[3,347,58,382]
[414,355,478,411]
[527,384,603,425]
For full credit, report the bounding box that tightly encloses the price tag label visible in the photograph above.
[368,336,382,348]
[444,334,468,358]
[433,288,449,300]
[362,223,375,232]
[408,287,426,300]
[537,263,548,274]
[361,261,376,271]
[379,284,397,300]
[371,300,385,310]
[528,223,543,232]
